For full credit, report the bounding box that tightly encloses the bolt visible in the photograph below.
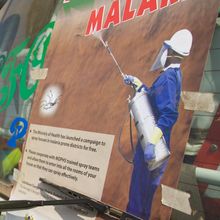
[210,144,218,152]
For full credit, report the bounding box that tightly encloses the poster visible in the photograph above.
[7,0,220,220]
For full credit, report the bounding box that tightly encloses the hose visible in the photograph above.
[117,109,135,164]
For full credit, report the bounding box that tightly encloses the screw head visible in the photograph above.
[210,144,218,152]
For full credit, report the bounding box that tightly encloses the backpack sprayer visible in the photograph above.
[98,36,170,170]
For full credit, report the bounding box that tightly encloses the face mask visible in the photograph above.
[150,44,169,72]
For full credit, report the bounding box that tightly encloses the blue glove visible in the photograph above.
[144,143,156,162]
[123,75,144,92]
[124,75,135,85]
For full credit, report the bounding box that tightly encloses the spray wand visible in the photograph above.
[99,37,136,93]
[96,35,137,163]
[99,38,125,79]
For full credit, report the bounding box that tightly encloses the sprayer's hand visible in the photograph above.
[123,74,134,85]
[144,127,163,162]
[150,127,163,145]
[144,143,156,162]
[124,75,143,92]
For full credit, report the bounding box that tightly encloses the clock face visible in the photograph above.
[39,85,62,117]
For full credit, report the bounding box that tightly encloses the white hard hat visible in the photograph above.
[164,29,193,56]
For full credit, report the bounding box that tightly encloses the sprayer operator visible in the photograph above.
[123,29,193,220]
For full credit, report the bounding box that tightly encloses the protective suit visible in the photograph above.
[126,65,182,220]
[125,29,193,220]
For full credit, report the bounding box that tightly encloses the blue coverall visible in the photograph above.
[126,67,182,220]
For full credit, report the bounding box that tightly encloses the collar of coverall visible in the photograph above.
[163,63,180,71]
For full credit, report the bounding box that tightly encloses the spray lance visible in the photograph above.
[99,38,125,78]
[96,34,170,170]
